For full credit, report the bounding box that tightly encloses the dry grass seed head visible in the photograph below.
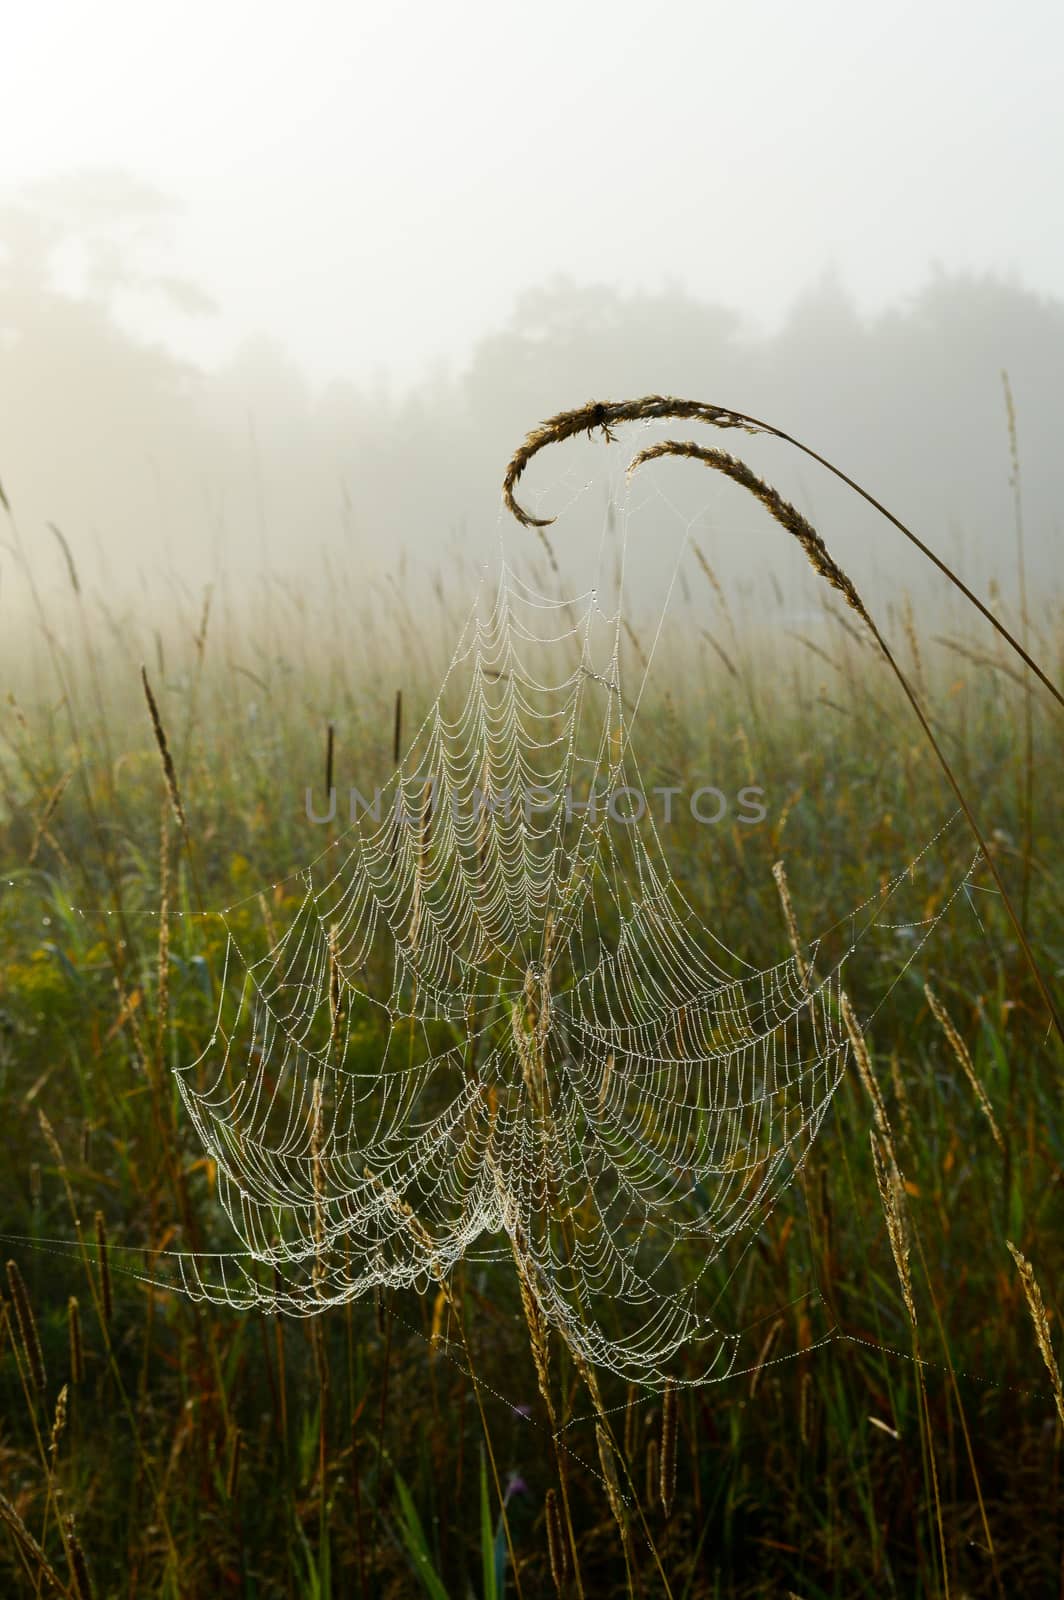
[888,1051,914,1147]
[515,1258,552,1412]
[698,627,739,680]
[5,1258,46,1392]
[49,1383,68,1464]
[0,1493,67,1595]
[1006,1240,1064,1426]
[841,993,890,1137]
[94,1212,112,1325]
[68,1296,84,1384]
[500,389,1062,708]
[628,440,873,630]
[502,395,758,529]
[772,860,809,988]
[924,983,1004,1151]
[645,1436,660,1510]
[65,1513,94,1600]
[869,1129,917,1327]
[48,521,80,594]
[544,1485,569,1594]
[660,1379,678,1518]
[690,539,728,610]
[140,665,188,833]
[37,1107,76,1218]
[799,1368,812,1446]
[328,924,342,1049]
[596,1424,627,1534]
[226,1427,242,1500]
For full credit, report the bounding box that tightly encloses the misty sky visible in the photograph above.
[7,0,1062,386]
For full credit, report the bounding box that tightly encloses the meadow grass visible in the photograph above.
[0,487,1061,1598]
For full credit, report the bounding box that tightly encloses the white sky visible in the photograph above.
[4,0,1062,386]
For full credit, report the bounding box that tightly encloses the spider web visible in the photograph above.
[171,545,853,1386]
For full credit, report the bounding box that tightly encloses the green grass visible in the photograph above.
[0,542,1061,1598]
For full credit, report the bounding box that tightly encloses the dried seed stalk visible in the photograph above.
[632,441,872,627]
[659,1380,678,1518]
[157,804,171,1066]
[49,1383,69,1464]
[869,1129,917,1327]
[392,688,403,767]
[6,1258,45,1392]
[38,1107,77,1218]
[311,1077,326,1304]
[0,1493,66,1594]
[545,1487,569,1595]
[645,1436,660,1509]
[1006,1241,1064,1426]
[65,1513,94,1600]
[226,1426,243,1500]
[925,984,1004,1151]
[799,1368,812,1446]
[94,1212,112,1325]
[596,1424,627,1535]
[140,666,188,833]
[515,1258,551,1413]
[773,860,810,987]
[68,1296,84,1384]
[889,1051,914,1147]
[842,993,890,1137]
[328,924,342,1051]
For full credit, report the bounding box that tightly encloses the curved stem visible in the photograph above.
[504,410,1062,1046]
[502,396,1063,713]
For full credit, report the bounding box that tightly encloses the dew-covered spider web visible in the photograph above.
[121,419,996,1395]
[0,438,989,1396]
[167,543,868,1388]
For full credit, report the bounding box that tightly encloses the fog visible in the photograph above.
[2,2,1062,622]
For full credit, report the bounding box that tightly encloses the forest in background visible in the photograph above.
[1,172,1062,604]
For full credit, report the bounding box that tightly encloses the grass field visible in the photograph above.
[1,446,1062,1599]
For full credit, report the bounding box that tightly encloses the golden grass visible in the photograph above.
[1006,1241,1064,1427]
[925,982,1005,1152]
